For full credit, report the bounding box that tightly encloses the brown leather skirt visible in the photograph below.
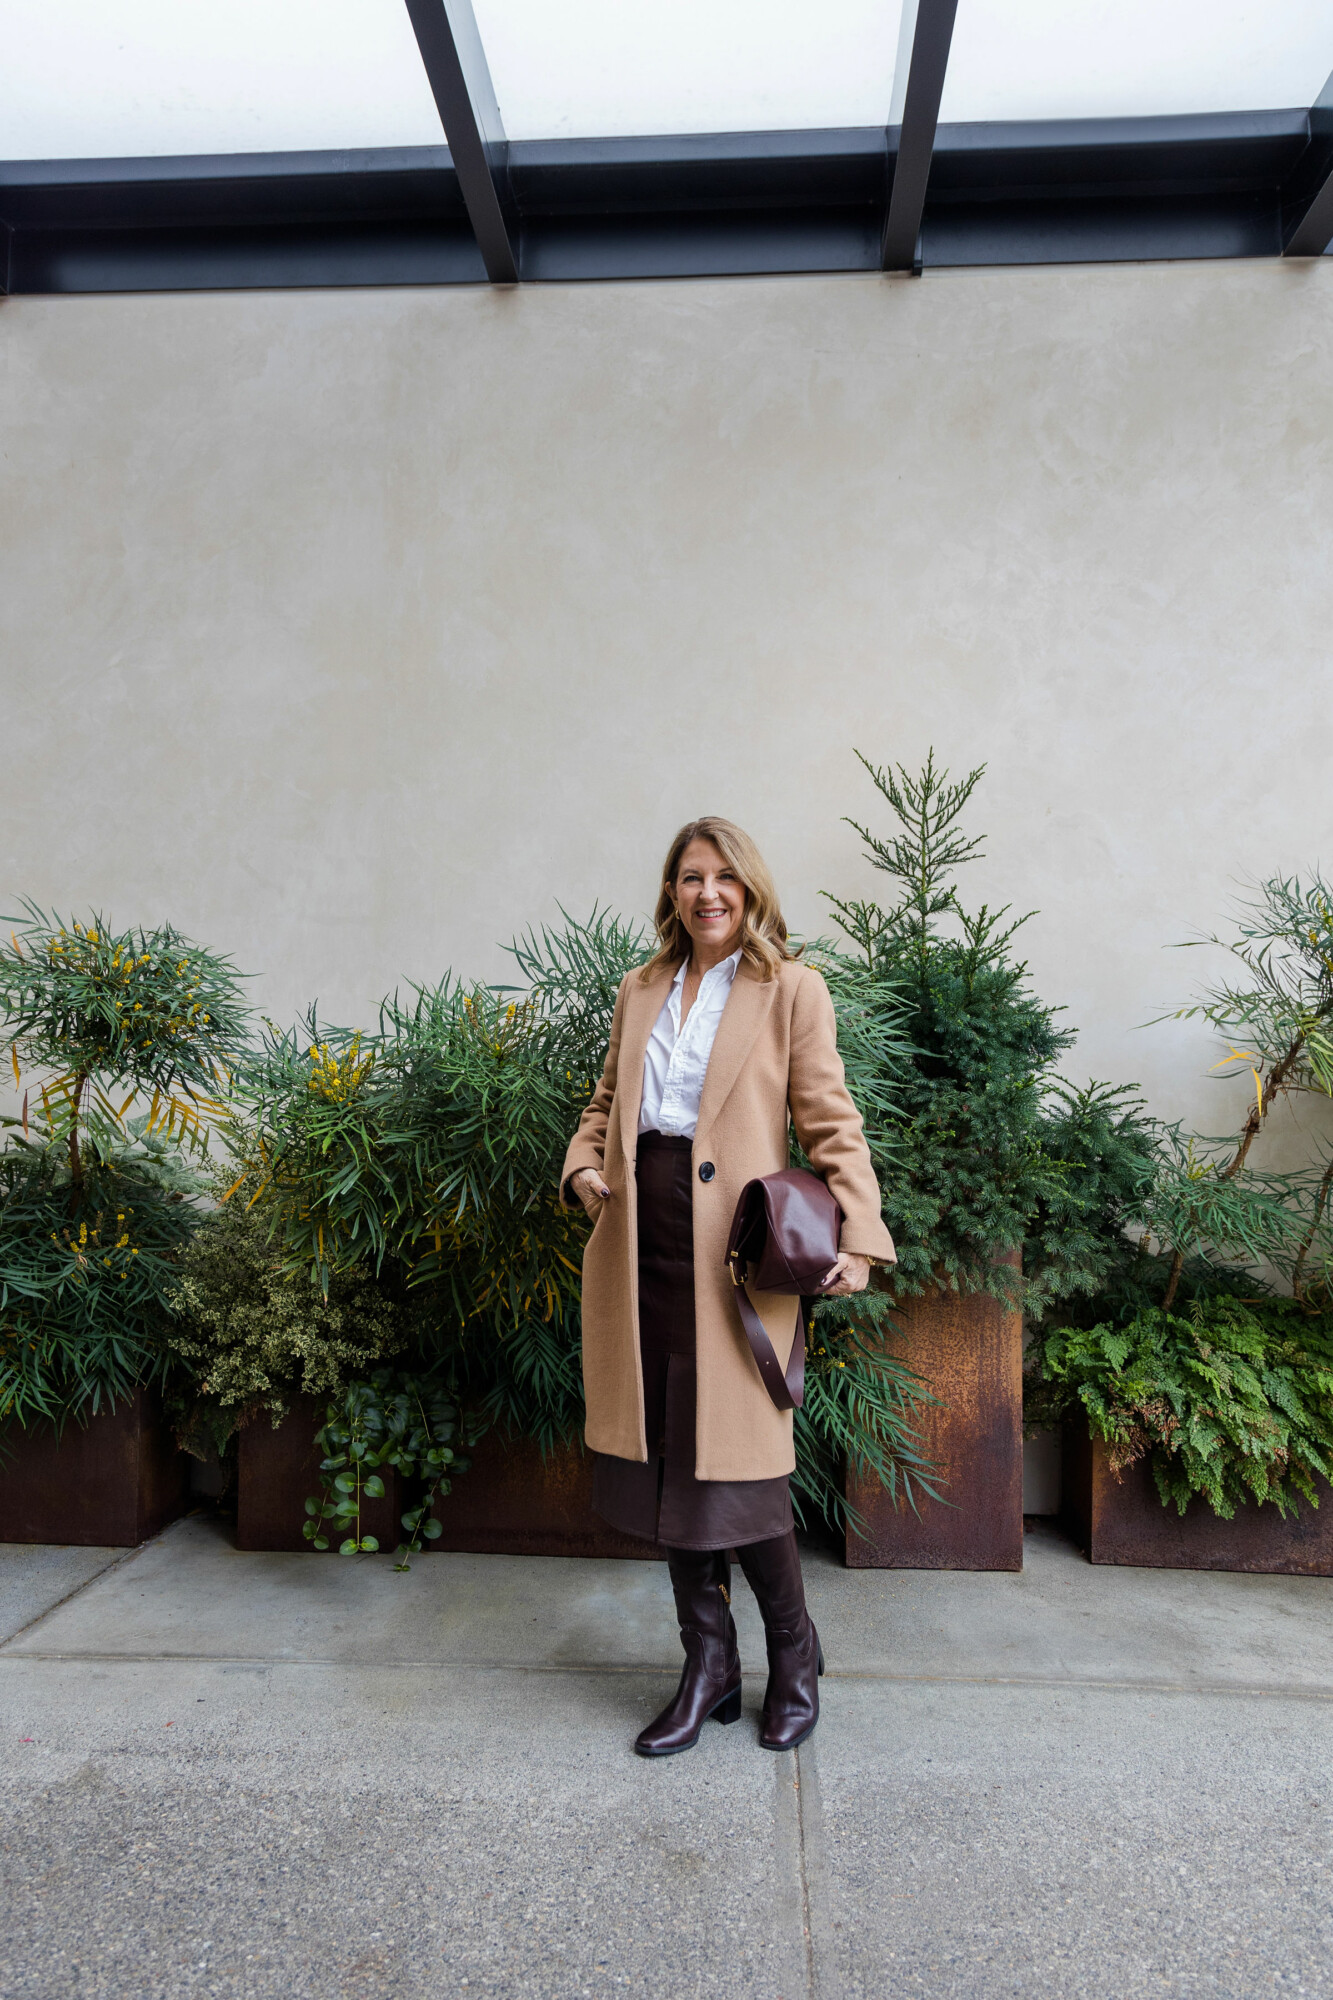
[590,1131,794,1552]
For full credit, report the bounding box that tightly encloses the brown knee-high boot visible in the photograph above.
[635,1548,742,1757]
[736,1530,823,1751]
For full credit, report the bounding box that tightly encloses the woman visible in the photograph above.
[561,817,895,1757]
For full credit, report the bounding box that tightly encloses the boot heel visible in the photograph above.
[817,1644,825,1676]
[713,1687,742,1726]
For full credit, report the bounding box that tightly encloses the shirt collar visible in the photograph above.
[671,946,742,988]
[667,947,742,1025]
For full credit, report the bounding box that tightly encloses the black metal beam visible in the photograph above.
[0,114,1315,293]
[924,111,1301,267]
[882,0,958,271]
[1282,72,1333,255]
[929,110,1305,198]
[0,147,467,229]
[403,0,518,282]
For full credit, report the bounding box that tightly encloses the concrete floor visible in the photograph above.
[1,1519,1330,1999]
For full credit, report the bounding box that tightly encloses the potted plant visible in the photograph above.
[1045,1298,1333,1572]
[1028,871,1333,1571]
[825,754,1138,1570]
[166,1168,420,1549]
[0,906,247,1544]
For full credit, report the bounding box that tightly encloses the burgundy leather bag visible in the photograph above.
[724,1169,843,1411]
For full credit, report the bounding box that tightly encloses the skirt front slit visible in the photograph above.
[590,1131,794,1551]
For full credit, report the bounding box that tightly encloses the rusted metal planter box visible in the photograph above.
[844,1273,1024,1572]
[236,1403,653,1559]
[0,1389,188,1547]
[1062,1420,1333,1575]
[427,1429,659,1560]
[235,1395,405,1553]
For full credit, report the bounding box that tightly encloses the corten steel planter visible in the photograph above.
[844,1264,1024,1571]
[0,1389,188,1546]
[1062,1419,1333,1576]
[427,1429,660,1560]
[235,1395,405,1554]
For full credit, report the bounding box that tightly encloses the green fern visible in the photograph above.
[1034,1298,1333,1518]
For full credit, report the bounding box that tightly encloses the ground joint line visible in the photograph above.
[2,1653,1331,1704]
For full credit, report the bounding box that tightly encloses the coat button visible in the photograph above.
[698,1161,716,1183]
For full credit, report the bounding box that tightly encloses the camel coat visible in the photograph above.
[559,956,896,1482]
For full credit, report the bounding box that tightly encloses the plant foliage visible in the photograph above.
[826,751,1083,1310]
[796,1307,943,1531]
[166,1167,413,1451]
[304,1371,470,1569]
[1025,872,1333,1516]
[1032,1298,1333,1518]
[0,907,249,1434]
[1159,872,1333,1308]
[235,906,937,1536]
[0,1137,198,1432]
[234,909,647,1450]
[1022,1081,1161,1307]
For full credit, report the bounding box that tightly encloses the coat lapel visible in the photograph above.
[617,961,675,1162]
[694,961,778,1146]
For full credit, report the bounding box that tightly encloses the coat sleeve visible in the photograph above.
[787,966,897,1264]
[558,972,630,1207]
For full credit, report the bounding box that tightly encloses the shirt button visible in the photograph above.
[698,1161,716,1183]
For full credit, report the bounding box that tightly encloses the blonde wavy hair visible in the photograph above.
[639,817,793,984]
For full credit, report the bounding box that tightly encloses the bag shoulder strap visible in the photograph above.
[731,1280,805,1412]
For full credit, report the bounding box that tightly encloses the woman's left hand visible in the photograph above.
[821,1252,871,1297]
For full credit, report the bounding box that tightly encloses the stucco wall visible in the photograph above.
[2,262,1331,1145]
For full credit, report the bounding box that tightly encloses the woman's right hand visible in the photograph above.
[573,1167,611,1214]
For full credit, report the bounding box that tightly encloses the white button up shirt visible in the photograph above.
[638,948,742,1139]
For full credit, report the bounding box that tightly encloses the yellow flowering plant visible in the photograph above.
[234,971,600,1453]
[236,907,938,1534]
[0,904,250,1434]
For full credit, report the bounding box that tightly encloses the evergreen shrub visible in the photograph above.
[827,752,1126,1317]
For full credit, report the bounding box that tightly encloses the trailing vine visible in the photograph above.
[304,1370,470,1569]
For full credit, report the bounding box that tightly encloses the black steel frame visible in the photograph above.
[882,0,959,273]
[1282,73,1333,254]
[2,3,1331,296]
[403,0,517,282]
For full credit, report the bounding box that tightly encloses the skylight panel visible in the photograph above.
[1,0,447,160]
[470,0,908,141]
[8,0,1326,172]
[939,0,1332,125]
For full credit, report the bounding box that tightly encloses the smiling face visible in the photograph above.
[671,837,747,964]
